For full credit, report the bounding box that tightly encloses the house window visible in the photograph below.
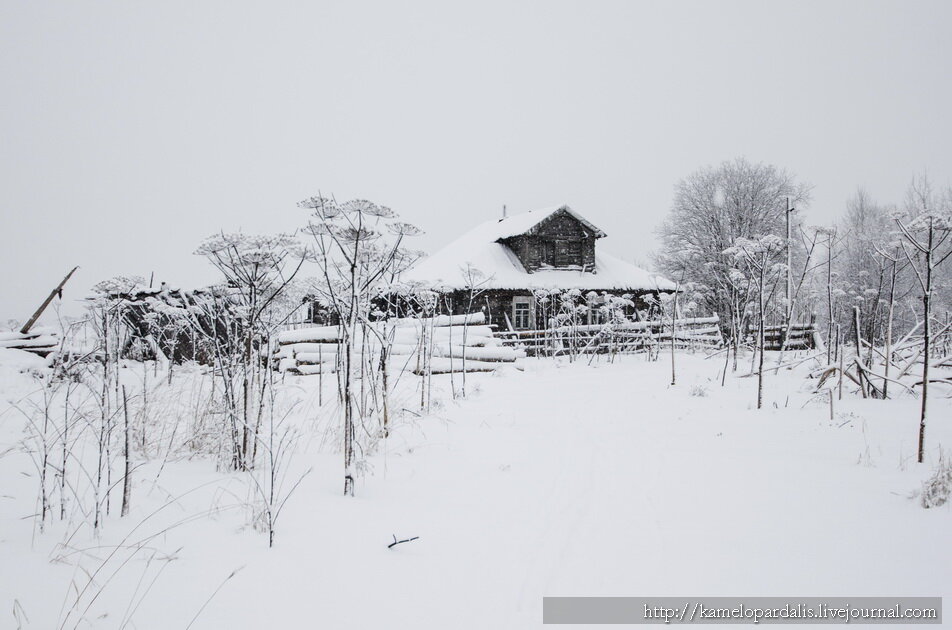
[512,296,533,330]
[586,294,604,325]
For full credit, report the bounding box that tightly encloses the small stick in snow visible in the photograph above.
[388,534,419,549]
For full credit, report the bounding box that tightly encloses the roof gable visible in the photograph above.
[491,205,607,241]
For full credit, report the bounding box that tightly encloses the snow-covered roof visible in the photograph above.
[488,205,607,240]
[401,207,675,292]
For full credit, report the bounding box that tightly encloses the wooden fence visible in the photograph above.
[495,315,723,357]
[756,323,824,351]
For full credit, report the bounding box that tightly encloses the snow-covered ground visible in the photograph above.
[1,349,950,628]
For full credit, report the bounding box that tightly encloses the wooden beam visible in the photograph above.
[20,266,79,334]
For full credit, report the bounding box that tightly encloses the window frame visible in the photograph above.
[512,296,534,330]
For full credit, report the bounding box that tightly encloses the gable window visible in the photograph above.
[512,296,533,330]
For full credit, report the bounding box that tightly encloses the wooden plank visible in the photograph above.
[20,266,78,334]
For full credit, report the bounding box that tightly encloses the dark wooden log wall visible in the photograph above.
[445,288,660,331]
[499,211,597,272]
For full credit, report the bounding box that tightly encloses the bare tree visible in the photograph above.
[656,157,811,346]
[835,190,898,347]
[893,176,952,463]
[725,235,787,409]
[775,225,823,368]
[868,241,912,399]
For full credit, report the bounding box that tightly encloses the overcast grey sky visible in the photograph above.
[1,0,950,323]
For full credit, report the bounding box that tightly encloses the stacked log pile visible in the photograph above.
[274,325,340,375]
[1,266,75,359]
[275,312,526,376]
[0,327,60,357]
[93,283,241,364]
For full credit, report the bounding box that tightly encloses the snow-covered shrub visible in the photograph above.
[690,384,708,397]
[920,455,952,509]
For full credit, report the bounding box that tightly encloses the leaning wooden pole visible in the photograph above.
[853,306,868,398]
[670,287,678,386]
[121,385,132,517]
[784,197,793,342]
[918,232,934,464]
[883,258,897,399]
[20,266,79,334]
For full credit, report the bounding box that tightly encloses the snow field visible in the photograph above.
[0,349,949,628]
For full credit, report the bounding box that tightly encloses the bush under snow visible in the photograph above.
[921,455,952,509]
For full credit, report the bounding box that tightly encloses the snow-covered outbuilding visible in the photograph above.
[398,205,674,331]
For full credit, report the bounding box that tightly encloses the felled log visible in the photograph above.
[413,358,501,375]
[390,325,495,345]
[277,322,495,346]
[430,345,525,362]
[294,364,339,375]
[293,343,524,365]
[273,342,341,359]
[277,326,341,344]
[294,352,340,365]
[390,312,485,328]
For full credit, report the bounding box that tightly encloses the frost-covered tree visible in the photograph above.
[832,189,912,349]
[724,235,787,409]
[655,158,810,341]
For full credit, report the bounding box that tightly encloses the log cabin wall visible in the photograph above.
[499,210,597,273]
[442,288,660,331]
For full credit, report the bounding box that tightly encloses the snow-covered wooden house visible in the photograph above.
[398,205,674,331]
